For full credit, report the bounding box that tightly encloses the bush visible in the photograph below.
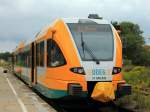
[119,66,150,111]
[123,59,132,65]
[123,65,134,72]
[132,66,145,73]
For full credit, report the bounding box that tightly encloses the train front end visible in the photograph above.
[66,18,131,102]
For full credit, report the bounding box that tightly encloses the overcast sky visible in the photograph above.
[0,0,150,52]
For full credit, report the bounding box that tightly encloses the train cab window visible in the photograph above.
[47,39,66,67]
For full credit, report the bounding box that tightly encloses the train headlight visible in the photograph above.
[112,67,121,74]
[70,67,85,75]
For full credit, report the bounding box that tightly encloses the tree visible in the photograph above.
[112,21,150,65]
[0,52,12,61]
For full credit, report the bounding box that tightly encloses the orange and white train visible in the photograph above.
[13,17,131,102]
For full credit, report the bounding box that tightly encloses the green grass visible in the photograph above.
[123,66,150,89]
[116,65,150,111]
[0,60,8,67]
[0,60,12,72]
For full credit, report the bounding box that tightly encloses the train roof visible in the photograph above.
[62,18,110,24]
[35,18,111,40]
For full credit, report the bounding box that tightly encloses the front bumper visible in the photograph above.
[115,83,132,98]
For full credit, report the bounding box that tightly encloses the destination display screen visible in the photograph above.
[73,24,111,33]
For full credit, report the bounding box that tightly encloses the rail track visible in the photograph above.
[34,90,135,112]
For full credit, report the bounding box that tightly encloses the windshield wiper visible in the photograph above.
[81,32,85,58]
[80,32,100,64]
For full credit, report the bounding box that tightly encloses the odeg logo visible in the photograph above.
[92,69,105,75]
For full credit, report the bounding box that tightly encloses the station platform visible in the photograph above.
[0,67,57,112]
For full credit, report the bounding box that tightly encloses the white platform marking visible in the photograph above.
[6,77,28,112]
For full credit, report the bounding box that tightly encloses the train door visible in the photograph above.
[31,42,35,85]
[35,41,46,84]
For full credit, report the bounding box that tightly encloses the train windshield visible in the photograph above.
[67,23,114,61]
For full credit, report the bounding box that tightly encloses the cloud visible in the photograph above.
[0,0,150,52]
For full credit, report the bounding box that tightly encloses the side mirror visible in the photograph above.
[52,29,56,34]
[117,30,121,34]
[52,29,56,39]
[115,25,122,34]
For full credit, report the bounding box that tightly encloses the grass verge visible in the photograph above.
[116,65,150,112]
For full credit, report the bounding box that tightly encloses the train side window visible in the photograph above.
[47,39,66,67]
[36,41,45,67]
[25,51,30,67]
[15,55,17,65]
[36,43,40,66]
[40,41,44,67]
